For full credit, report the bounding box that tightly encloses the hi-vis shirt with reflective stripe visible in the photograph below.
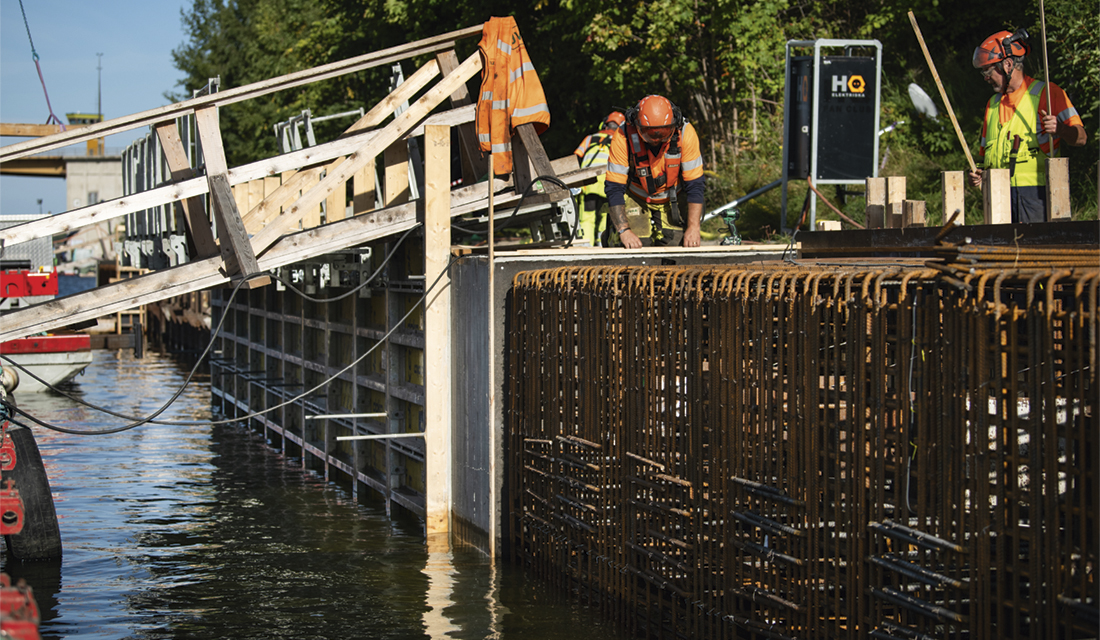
[978,75,1082,188]
[578,131,613,197]
[476,16,551,175]
[606,121,704,205]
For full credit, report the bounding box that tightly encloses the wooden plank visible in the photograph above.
[195,106,267,285]
[865,177,886,228]
[325,157,347,222]
[384,141,411,206]
[512,123,565,197]
[1,25,483,163]
[241,167,323,233]
[983,168,1011,224]
[341,58,441,136]
[154,121,219,258]
[352,161,377,214]
[423,124,452,536]
[902,200,926,227]
[887,201,904,229]
[299,171,322,229]
[941,171,965,226]
[248,178,265,212]
[1046,157,1071,221]
[435,50,485,183]
[0,123,85,137]
[248,51,482,255]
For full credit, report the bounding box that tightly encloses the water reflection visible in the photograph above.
[2,351,630,640]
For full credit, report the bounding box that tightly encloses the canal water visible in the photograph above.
[2,350,630,640]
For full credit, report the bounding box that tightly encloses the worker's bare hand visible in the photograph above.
[1038,110,1058,136]
[967,169,983,188]
[681,226,702,248]
[619,229,643,249]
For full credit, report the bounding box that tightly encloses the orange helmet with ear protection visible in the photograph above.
[973,29,1030,68]
[636,95,676,145]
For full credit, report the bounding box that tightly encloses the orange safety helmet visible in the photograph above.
[973,29,1031,69]
[602,111,626,132]
[635,95,677,145]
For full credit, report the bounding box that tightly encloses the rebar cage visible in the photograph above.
[506,263,1098,640]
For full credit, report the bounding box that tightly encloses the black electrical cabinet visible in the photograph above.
[781,40,882,230]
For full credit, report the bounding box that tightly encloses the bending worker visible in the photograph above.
[573,111,626,246]
[605,95,705,248]
[967,29,1086,223]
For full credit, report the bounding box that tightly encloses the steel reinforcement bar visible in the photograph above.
[505,262,1098,640]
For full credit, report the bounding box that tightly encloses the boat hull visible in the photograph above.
[0,335,94,394]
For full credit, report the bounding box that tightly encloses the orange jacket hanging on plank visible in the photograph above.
[476,16,551,176]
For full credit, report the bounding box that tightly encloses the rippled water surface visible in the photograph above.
[2,351,629,640]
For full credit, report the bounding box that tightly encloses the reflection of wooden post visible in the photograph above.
[1047,157,1071,220]
[942,171,965,226]
[983,168,1011,224]
[424,124,451,541]
[865,177,885,228]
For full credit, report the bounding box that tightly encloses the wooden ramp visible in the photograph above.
[1,26,597,342]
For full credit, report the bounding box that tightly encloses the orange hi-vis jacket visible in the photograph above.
[606,122,704,205]
[476,17,551,176]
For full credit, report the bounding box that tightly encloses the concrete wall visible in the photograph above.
[65,157,123,211]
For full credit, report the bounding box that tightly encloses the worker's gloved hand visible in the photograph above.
[619,229,643,249]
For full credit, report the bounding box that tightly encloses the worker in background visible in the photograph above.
[967,29,1086,223]
[605,95,704,248]
[573,111,625,247]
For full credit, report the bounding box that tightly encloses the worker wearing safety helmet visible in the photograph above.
[605,96,705,248]
[573,111,626,246]
[968,29,1086,223]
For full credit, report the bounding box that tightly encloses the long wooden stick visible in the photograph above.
[1039,0,1058,157]
[908,11,977,172]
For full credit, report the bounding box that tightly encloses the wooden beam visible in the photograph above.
[865,177,886,228]
[423,124,452,538]
[384,141,411,206]
[194,106,268,286]
[241,167,323,233]
[0,123,85,137]
[942,171,965,226]
[435,50,485,183]
[1,25,483,163]
[154,121,219,258]
[249,51,482,255]
[512,123,565,197]
[341,58,441,137]
[1047,157,1071,221]
[983,168,1011,224]
[0,158,66,177]
[903,200,926,227]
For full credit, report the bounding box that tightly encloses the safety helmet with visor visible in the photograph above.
[972,29,1030,73]
[635,95,678,145]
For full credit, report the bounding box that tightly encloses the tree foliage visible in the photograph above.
[170,0,1099,223]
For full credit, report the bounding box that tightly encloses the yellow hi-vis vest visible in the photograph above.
[981,80,1049,188]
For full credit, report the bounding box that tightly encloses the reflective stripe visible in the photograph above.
[479,133,491,144]
[682,156,703,172]
[606,161,629,176]
[509,62,536,83]
[1029,81,1044,96]
[492,142,511,153]
[512,103,549,119]
[481,91,493,101]
[628,182,668,203]
[495,39,512,56]
[492,99,510,110]
[1058,106,1079,121]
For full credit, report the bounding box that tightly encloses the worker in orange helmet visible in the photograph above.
[605,96,705,248]
[967,29,1086,223]
[573,111,626,246]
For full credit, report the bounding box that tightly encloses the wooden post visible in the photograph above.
[887,202,904,228]
[942,171,965,226]
[353,161,377,214]
[816,220,842,231]
[903,200,926,227]
[886,176,907,207]
[384,141,411,206]
[325,157,347,222]
[423,124,452,542]
[865,177,886,228]
[154,121,219,258]
[194,106,269,287]
[1047,157,1071,220]
[983,168,1011,224]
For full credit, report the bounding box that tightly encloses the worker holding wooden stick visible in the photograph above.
[968,29,1086,223]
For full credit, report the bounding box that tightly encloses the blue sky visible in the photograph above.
[2,0,190,215]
